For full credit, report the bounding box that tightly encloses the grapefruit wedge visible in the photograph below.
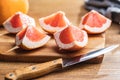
[79,10,111,34]
[3,12,35,33]
[54,25,88,51]
[39,11,70,34]
[15,25,51,50]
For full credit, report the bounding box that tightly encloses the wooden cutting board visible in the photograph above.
[0,29,105,63]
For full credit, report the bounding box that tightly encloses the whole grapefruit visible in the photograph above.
[0,0,29,25]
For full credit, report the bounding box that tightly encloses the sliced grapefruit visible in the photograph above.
[79,10,111,34]
[15,25,51,50]
[3,12,36,33]
[39,11,70,34]
[54,25,88,51]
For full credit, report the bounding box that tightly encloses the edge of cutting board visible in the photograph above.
[0,33,105,63]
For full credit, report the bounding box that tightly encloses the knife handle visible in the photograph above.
[5,58,63,80]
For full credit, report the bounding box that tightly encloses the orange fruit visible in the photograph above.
[3,12,35,33]
[79,10,111,34]
[39,11,70,34]
[0,0,29,25]
[16,25,51,50]
[54,25,88,51]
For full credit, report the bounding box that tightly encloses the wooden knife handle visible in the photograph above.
[5,58,63,80]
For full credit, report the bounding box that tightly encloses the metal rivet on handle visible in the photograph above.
[9,73,13,77]
[32,66,36,70]
[53,60,56,63]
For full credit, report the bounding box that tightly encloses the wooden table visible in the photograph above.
[0,0,120,80]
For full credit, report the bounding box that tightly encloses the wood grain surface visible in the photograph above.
[0,0,120,80]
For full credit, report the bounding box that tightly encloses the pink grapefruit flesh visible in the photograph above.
[60,26,84,44]
[82,11,107,28]
[26,27,46,42]
[44,12,66,27]
[10,14,22,28]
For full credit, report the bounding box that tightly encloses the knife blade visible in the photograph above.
[5,45,119,80]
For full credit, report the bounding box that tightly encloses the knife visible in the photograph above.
[5,45,119,80]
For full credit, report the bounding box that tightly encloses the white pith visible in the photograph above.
[79,10,111,33]
[3,12,36,33]
[39,11,70,33]
[16,35,23,46]
[22,35,50,49]
[3,21,23,33]
[54,28,88,50]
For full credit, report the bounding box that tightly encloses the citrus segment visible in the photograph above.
[80,10,111,34]
[15,25,51,50]
[54,25,88,51]
[3,12,35,33]
[39,11,70,34]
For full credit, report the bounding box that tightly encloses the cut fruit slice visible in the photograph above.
[79,10,111,34]
[16,25,51,50]
[39,11,70,34]
[54,25,88,51]
[3,12,36,33]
